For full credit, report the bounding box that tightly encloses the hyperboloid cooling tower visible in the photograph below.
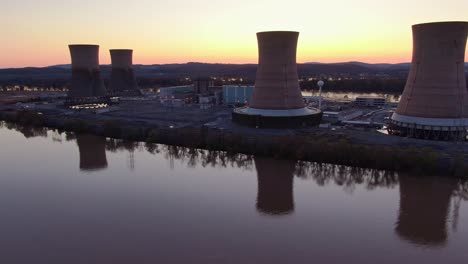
[232,31,322,128]
[388,22,468,140]
[68,44,106,98]
[110,49,139,94]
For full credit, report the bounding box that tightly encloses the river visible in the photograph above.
[0,123,467,263]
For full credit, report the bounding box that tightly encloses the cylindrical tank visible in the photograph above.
[389,22,468,140]
[109,49,139,93]
[255,157,295,216]
[250,31,305,110]
[68,44,107,98]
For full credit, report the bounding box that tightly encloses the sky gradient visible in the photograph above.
[1,0,468,68]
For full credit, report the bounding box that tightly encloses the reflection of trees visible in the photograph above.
[2,122,48,139]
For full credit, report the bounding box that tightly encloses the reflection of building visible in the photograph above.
[109,49,140,95]
[255,157,296,216]
[389,22,468,140]
[395,176,457,247]
[76,134,108,171]
[233,31,322,128]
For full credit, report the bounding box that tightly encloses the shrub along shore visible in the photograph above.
[1,109,467,177]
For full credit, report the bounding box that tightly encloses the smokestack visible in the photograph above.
[232,31,322,128]
[389,22,468,140]
[255,157,296,216]
[110,49,139,93]
[68,44,106,98]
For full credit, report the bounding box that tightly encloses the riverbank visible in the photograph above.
[0,108,467,177]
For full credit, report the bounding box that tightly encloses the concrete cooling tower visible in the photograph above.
[109,49,140,95]
[233,31,322,128]
[255,157,296,216]
[68,44,107,98]
[388,22,468,140]
[76,134,108,171]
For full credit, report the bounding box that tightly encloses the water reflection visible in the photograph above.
[255,157,296,216]
[76,134,108,171]
[395,176,458,247]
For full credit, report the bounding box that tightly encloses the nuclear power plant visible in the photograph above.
[233,31,322,128]
[68,44,107,99]
[388,22,468,140]
[109,49,140,95]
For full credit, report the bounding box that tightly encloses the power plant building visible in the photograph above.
[109,49,140,95]
[222,85,254,105]
[388,22,468,140]
[68,44,107,99]
[233,31,322,128]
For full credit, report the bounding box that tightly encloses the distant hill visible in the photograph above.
[0,62,466,83]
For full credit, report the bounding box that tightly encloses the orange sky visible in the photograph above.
[1,0,467,68]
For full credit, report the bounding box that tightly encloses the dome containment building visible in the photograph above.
[233,31,322,128]
[388,22,468,140]
[109,49,140,96]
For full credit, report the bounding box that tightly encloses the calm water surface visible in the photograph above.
[0,123,467,263]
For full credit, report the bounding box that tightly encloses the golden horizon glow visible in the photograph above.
[1,0,467,68]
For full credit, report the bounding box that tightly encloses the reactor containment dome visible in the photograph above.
[232,31,322,128]
[388,22,468,140]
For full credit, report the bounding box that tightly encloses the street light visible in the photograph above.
[317,80,325,110]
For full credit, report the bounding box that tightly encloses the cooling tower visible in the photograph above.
[395,176,456,247]
[68,44,107,98]
[255,157,296,216]
[233,31,322,128]
[388,22,468,140]
[109,49,139,94]
[76,134,108,171]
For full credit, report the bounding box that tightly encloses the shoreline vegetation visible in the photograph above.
[1,110,467,177]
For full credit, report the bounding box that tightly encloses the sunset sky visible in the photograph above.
[1,0,467,68]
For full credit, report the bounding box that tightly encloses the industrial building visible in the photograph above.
[222,85,254,105]
[354,96,386,107]
[66,44,108,108]
[388,22,468,140]
[109,49,140,96]
[232,31,322,128]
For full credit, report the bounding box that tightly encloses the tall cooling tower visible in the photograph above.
[233,31,322,128]
[110,49,139,93]
[68,44,107,98]
[255,157,296,216]
[388,22,468,140]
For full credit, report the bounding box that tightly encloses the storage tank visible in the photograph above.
[388,22,468,140]
[232,31,322,128]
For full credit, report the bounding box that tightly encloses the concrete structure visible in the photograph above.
[159,85,194,99]
[193,77,214,94]
[76,134,108,171]
[395,176,457,247]
[255,157,295,216]
[109,49,139,94]
[68,44,106,98]
[223,85,254,105]
[388,22,468,140]
[233,31,322,128]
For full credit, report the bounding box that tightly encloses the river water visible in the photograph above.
[0,123,467,263]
